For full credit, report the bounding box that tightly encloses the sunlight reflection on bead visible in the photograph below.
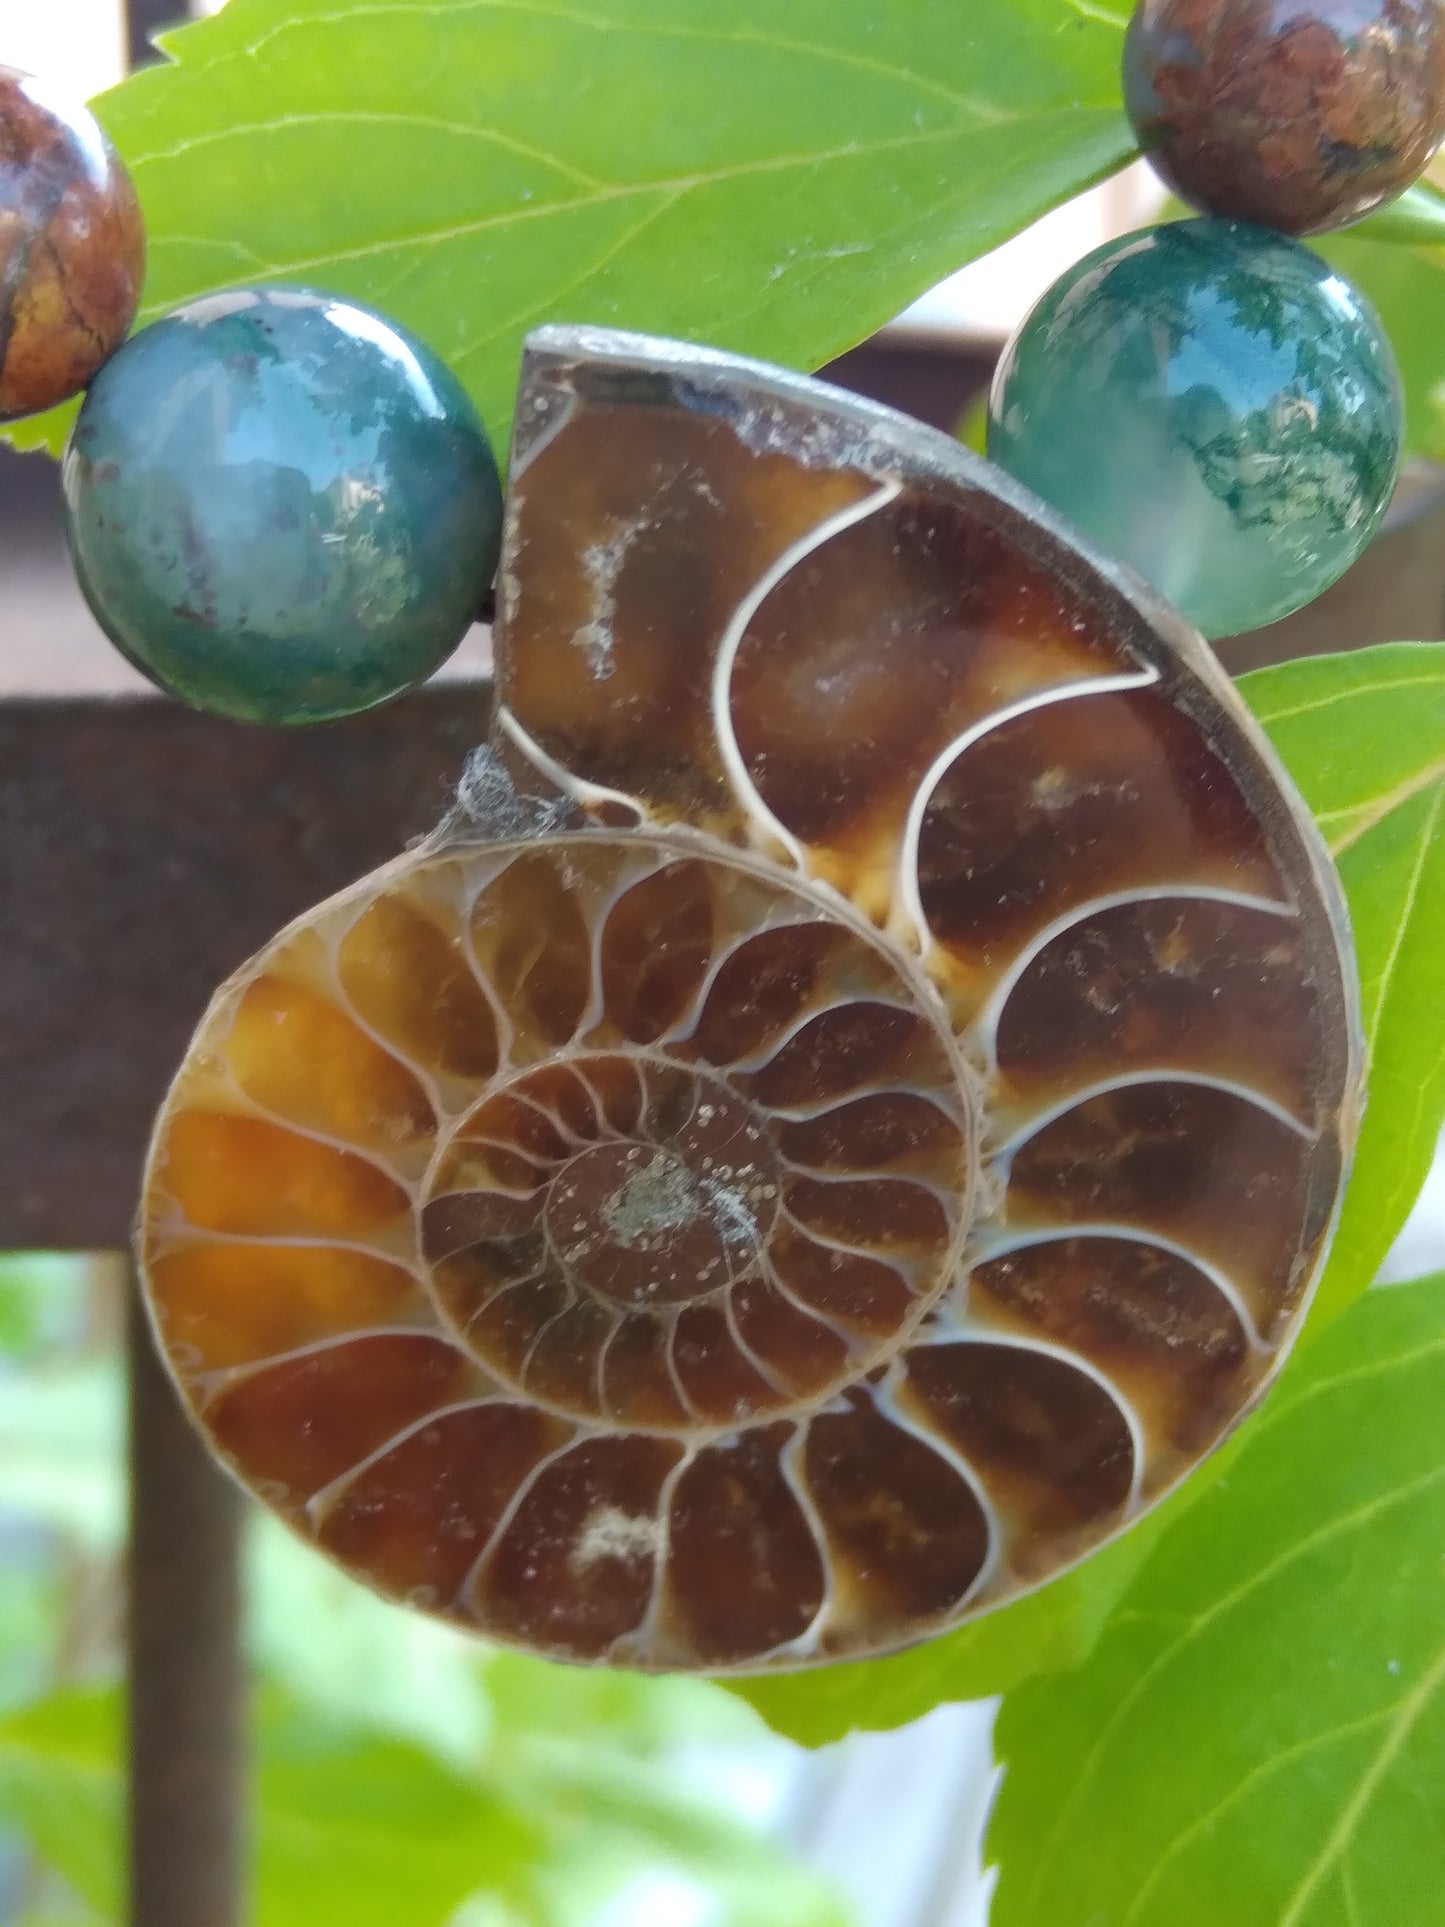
[987,220,1403,639]
[63,286,503,724]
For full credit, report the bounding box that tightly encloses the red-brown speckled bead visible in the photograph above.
[0,66,144,420]
[1125,0,1445,235]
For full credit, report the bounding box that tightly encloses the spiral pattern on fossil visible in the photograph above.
[138,327,1360,1671]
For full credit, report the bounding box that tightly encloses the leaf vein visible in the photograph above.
[450,190,687,364]
[134,121,1002,303]
[1356,784,1445,1057]
[1248,668,1445,728]
[228,0,1033,121]
[1327,758,1445,856]
[1019,1457,1445,1916]
[1119,1700,1399,1926]
[129,110,604,187]
[1276,1638,1445,1926]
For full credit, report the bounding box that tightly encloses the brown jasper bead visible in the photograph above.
[0,66,144,420]
[1124,0,1445,235]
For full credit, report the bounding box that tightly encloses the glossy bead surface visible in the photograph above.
[1125,0,1445,235]
[0,66,144,420]
[987,221,1402,639]
[63,287,503,725]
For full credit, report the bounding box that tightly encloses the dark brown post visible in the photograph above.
[126,1274,247,1927]
[124,0,189,71]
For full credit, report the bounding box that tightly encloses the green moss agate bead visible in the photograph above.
[987,220,1402,639]
[62,287,503,724]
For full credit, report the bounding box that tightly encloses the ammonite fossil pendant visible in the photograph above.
[137,327,1361,1673]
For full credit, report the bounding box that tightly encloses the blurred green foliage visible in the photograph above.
[0,1255,846,1927]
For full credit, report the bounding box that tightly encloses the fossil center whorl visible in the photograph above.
[424,1056,784,1321]
[410,845,978,1430]
[554,1138,754,1301]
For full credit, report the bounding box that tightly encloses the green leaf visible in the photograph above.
[0,1255,89,1357]
[476,1651,846,1926]
[1316,232,1445,463]
[504,1738,849,1927]
[1243,643,1445,1322]
[5,0,1134,460]
[0,1687,539,1927]
[1342,181,1445,250]
[988,1269,1445,1927]
[253,1695,539,1927]
[0,1691,123,1919]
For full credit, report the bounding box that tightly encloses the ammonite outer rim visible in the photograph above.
[133,325,1365,1674]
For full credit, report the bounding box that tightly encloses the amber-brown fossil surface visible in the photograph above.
[138,327,1361,1672]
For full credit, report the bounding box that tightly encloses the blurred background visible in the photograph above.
[1,4,1443,1925]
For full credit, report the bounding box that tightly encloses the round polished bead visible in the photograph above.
[0,66,144,420]
[64,288,503,724]
[987,220,1402,639]
[1124,0,1445,236]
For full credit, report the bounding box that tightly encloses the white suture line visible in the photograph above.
[968,1221,1267,1353]
[495,704,646,821]
[179,1072,428,1195]
[309,930,453,1127]
[991,1067,1319,1163]
[569,1059,619,1140]
[765,1078,967,1131]
[657,905,819,1052]
[189,1324,440,1407]
[593,1316,622,1415]
[771,1205,921,1294]
[780,1160,958,1212]
[757,1245,875,1349]
[722,1291,795,1396]
[762,1425,839,1662]
[305,1395,509,1528]
[577,852,662,1038]
[869,1365,1004,1602]
[500,1084,585,1149]
[455,895,518,1073]
[896,667,1161,959]
[722,990,911,1079]
[969,881,1300,1072]
[518,1292,583,1386]
[435,1131,549,1193]
[620,1446,695,1665]
[662,1312,701,1422]
[153,1223,413,1267]
[455,1432,581,1616]
[508,386,578,481]
[710,480,902,864]
[893,1328,1149,1519]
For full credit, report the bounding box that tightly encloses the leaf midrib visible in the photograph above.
[128,107,1125,328]
[1321,760,1445,855]
[192,0,1073,124]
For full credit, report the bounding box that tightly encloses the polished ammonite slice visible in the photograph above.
[138,327,1360,1672]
